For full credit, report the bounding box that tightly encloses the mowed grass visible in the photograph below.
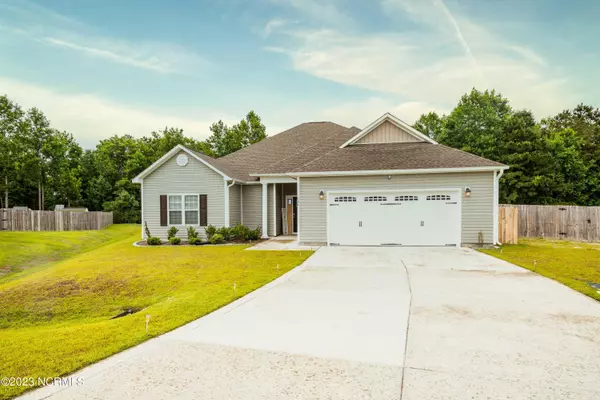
[480,238,600,302]
[0,225,137,281]
[0,226,312,399]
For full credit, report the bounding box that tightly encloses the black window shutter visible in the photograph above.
[160,195,168,226]
[200,195,207,226]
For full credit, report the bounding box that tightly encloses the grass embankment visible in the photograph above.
[480,238,600,302]
[0,225,312,399]
[0,225,136,281]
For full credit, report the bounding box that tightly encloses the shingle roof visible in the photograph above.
[288,142,505,173]
[186,149,246,181]
[218,122,357,181]
[203,121,505,180]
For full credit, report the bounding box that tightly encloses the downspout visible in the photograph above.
[494,169,504,245]
[225,179,236,228]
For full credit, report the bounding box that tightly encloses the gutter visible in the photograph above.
[495,169,505,246]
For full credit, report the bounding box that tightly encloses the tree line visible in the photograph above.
[2,89,600,223]
[414,89,600,205]
[0,94,266,222]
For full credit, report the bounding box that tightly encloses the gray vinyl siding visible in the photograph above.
[242,185,262,230]
[229,184,241,226]
[298,172,494,245]
[142,151,225,240]
[355,120,421,144]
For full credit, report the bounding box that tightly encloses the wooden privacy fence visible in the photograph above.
[498,206,519,244]
[0,209,113,231]
[500,204,600,242]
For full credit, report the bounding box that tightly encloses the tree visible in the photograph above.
[441,89,512,160]
[0,95,25,208]
[413,111,445,140]
[412,88,592,205]
[11,108,57,210]
[205,111,267,157]
[103,190,140,223]
[543,104,600,205]
[45,132,83,207]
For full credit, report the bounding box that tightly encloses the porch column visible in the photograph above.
[261,183,269,238]
[272,183,277,237]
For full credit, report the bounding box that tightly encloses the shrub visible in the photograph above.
[167,226,179,239]
[188,237,201,245]
[147,237,162,246]
[209,233,224,245]
[231,224,249,240]
[187,226,199,241]
[216,227,233,241]
[205,225,217,239]
[169,237,181,245]
[244,227,261,241]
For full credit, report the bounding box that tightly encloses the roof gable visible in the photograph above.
[132,144,232,183]
[341,112,437,148]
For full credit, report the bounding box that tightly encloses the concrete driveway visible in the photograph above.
[22,247,600,400]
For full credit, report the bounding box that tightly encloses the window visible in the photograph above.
[395,195,418,201]
[168,194,199,225]
[334,196,356,202]
[364,196,387,202]
[426,194,451,201]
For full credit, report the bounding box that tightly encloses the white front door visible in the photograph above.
[328,190,461,246]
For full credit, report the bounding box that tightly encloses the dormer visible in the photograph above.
[340,112,437,148]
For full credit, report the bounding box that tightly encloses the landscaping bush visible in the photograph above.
[188,237,201,245]
[169,237,181,245]
[147,237,162,246]
[209,233,225,245]
[167,226,179,240]
[144,221,162,245]
[216,227,233,241]
[187,226,199,241]
[244,227,261,241]
[205,225,217,239]
[231,224,249,240]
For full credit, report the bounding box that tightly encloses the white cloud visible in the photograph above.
[263,18,290,38]
[41,36,207,75]
[0,77,236,148]
[266,0,578,118]
[0,1,207,75]
[320,97,444,128]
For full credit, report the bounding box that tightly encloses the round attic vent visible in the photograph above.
[176,154,189,167]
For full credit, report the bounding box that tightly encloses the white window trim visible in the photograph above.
[167,194,200,226]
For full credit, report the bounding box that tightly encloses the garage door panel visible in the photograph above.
[328,195,365,245]
[328,190,460,246]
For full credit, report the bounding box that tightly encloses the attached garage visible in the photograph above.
[327,189,461,246]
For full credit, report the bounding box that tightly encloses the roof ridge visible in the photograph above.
[219,121,345,161]
[256,126,354,173]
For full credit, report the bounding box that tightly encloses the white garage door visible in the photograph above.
[327,190,461,246]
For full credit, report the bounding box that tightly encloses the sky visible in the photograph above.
[1,0,599,148]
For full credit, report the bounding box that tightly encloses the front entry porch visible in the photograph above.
[260,181,297,239]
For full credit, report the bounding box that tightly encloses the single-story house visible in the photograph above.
[132,112,508,246]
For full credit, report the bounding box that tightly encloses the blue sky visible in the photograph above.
[1,0,598,148]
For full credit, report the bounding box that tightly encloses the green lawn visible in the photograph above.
[0,225,137,282]
[480,238,600,302]
[0,225,312,399]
